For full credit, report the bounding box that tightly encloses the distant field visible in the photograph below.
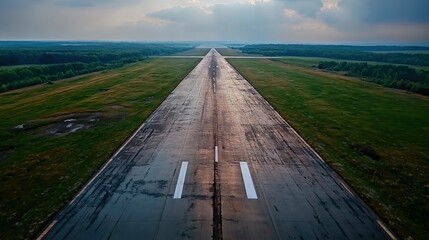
[277,56,429,71]
[215,48,258,56]
[228,58,429,240]
[0,58,200,240]
[370,50,429,54]
[217,48,429,70]
[239,44,429,67]
[174,47,210,56]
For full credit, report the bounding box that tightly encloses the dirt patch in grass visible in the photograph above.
[0,146,16,161]
[13,112,104,136]
[106,104,130,110]
[351,144,381,161]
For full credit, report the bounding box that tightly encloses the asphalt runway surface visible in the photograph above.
[39,49,393,240]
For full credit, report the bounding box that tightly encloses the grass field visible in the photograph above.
[174,47,210,56]
[276,56,429,71]
[217,48,429,71]
[215,48,258,56]
[0,58,200,240]
[369,50,429,54]
[228,58,429,240]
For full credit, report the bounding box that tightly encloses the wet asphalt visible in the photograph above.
[39,49,392,240]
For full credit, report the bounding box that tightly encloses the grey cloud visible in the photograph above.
[210,3,282,38]
[311,0,429,43]
[316,0,429,33]
[149,6,212,24]
[0,0,428,43]
[340,0,429,24]
[275,0,429,29]
[276,0,322,17]
[0,0,104,39]
[55,0,140,8]
[146,2,285,41]
[0,0,45,9]
[56,0,93,7]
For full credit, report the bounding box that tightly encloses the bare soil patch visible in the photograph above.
[0,145,15,161]
[13,112,105,136]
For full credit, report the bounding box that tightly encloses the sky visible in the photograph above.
[0,0,428,44]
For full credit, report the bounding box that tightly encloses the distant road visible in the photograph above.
[39,49,393,240]
[222,56,282,59]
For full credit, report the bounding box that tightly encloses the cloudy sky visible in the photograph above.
[0,0,428,44]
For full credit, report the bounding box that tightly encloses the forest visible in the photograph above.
[0,42,192,92]
[318,61,429,95]
[239,44,429,66]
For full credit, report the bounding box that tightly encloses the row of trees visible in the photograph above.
[0,42,194,92]
[0,62,111,92]
[0,43,192,66]
[239,44,429,66]
[318,61,429,95]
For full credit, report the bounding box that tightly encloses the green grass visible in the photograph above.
[175,48,210,56]
[0,58,200,240]
[276,56,429,71]
[369,50,429,54]
[228,58,429,240]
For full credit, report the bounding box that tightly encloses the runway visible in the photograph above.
[39,49,393,240]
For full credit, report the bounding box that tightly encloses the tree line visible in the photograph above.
[239,44,429,66]
[318,61,429,95]
[0,52,143,66]
[0,62,109,92]
[0,42,193,92]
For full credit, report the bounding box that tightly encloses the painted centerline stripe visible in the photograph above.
[240,162,258,199]
[215,146,219,162]
[173,162,188,199]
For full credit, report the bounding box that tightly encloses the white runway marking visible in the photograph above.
[377,220,397,240]
[340,181,354,196]
[173,162,188,199]
[36,219,57,240]
[215,146,218,162]
[240,162,258,199]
